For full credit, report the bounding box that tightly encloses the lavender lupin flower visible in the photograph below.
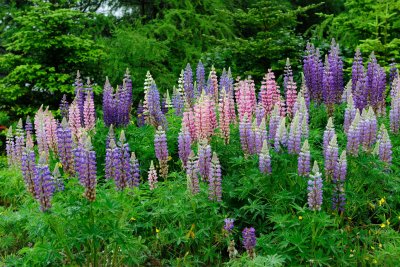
[268,104,281,142]
[172,86,184,116]
[136,101,146,127]
[239,113,252,155]
[346,110,361,156]
[378,126,392,166]
[288,112,302,155]
[148,161,158,190]
[25,115,33,135]
[389,61,398,91]
[57,118,75,175]
[196,60,206,94]
[116,130,132,190]
[274,117,287,152]
[332,151,347,212]
[129,152,140,188]
[178,124,192,168]
[242,227,256,259]
[186,151,200,195]
[360,107,377,151]
[14,119,25,166]
[198,140,212,181]
[34,152,55,211]
[105,138,121,181]
[298,139,311,177]
[390,76,400,134]
[324,134,339,179]
[208,152,222,202]
[6,126,15,167]
[21,132,37,197]
[323,117,335,158]
[344,93,357,134]
[52,164,65,192]
[307,161,323,211]
[154,126,169,178]
[224,218,234,234]
[60,94,69,120]
[259,140,271,174]
[184,63,194,105]
[83,92,96,131]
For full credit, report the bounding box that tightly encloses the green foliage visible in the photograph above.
[0,1,107,117]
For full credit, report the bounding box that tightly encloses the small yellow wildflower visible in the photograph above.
[386,219,390,226]
[380,223,386,228]
[378,198,385,206]
[168,156,172,161]
[298,216,303,220]
[156,228,160,233]
[58,162,63,168]
[129,217,136,221]
[379,243,382,248]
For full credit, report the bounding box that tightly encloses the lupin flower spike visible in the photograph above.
[307,161,323,211]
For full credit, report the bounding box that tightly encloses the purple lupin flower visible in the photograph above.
[148,161,158,190]
[208,152,222,202]
[102,77,114,126]
[255,118,268,153]
[25,115,33,135]
[34,152,55,211]
[74,134,97,201]
[332,151,347,212]
[307,161,323,211]
[351,49,367,110]
[129,152,140,188]
[327,39,343,103]
[303,43,324,103]
[21,132,37,197]
[116,130,132,190]
[172,86,184,116]
[366,52,386,115]
[242,227,256,259]
[6,126,16,167]
[255,103,266,126]
[147,82,167,129]
[105,138,121,181]
[288,112,301,155]
[154,126,169,178]
[324,134,338,179]
[298,139,311,177]
[106,124,115,149]
[198,140,212,181]
[389,61,398,91]
[57,118,75,175]
[178,124,192,168]
[360,107,377,151]
[378,126,392,166]
[259,140,271,174]
[323,55,336,115]
[186,151,200,195]
[52,164,65,192]
[14,119,25,166]
[60,94,69,120]
[196,60,206,94]
[346,110,361,156]
[74,71,85,125]
[323,117,335,158]
[224,218,234,234]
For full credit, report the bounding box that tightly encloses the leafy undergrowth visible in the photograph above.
[1,106,400,266]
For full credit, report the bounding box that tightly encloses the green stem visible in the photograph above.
[90,202,97,267]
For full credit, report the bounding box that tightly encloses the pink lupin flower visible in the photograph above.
[83,92,96,131]
[260,70,281,115]
[69,99,82,142]
[219,89,231,144]
[194,92,215,140]
[148,161,158,190]
[182,104,196,142]
[44,108,58,154]
[210,65,219,103]
[207,94,218,131]
[236,78,256,120]
[34,106,49,160]
[284,59,298,117]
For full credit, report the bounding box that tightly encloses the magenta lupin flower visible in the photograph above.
[259,140,271,174]
[57,118,75,175]
[346,110,361,156]
[208,152,222,202]
[242,227,256,259]
[182,104,196,142]
[298,140,311,177]
[186,151,200,195]
[378,126,392,166]
[148,161,158,190]
[21,132,37,197]
[83,92,96,131]
[198,140,212,181]
[178,124,192,168]
[332,151,347,212]
[324,134,339,179]
[307,161,323,211]
[34,152,55,211]
[219,89,231,144]
[154,126,168,178]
